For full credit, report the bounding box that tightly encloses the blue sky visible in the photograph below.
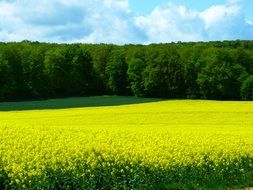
[130,0,253,19]
[0,0,253,44]
[130,0,225,15]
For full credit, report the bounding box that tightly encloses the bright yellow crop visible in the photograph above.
[0,99,253,189]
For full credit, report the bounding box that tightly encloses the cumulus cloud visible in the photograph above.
[134,4,206,43]
[0,0,145,44]
[0,0,253,44]
[199,4,246,40]
[135,0,253,43]
[200,4,241,29]
[199,1,253,40]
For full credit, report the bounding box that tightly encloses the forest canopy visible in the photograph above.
[0,40,253,101]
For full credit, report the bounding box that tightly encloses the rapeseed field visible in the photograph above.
[0,97,253,189]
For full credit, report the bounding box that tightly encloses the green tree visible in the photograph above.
[143,47,185,98]
[197,49,247,99]
[127,58,146,96]
[44,45,95,97]
[182,44,205,99]
[70,46,95,96]
[106,49,129,95]
[241,75,253,100]
[126,47,146,97]
[86,44,114,94]
[1,45,25,100]
[0,54,10,100]
[44,47,71,96]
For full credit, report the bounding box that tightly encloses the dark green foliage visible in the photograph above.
[87,44,114,94]
[233,48,253,74]
[44,45,94,97]
[182,45,204,99]
[197,49,248,100]
[68,46,95,95]
[127,58,146,96]
[106,49,130,95]
[126,47,147,97]
[0,45,26,100]
[143,47,185,98]
[0,40,253,101]
[241,75,253,100]
[44,47,72,96]
[0,53,10,100]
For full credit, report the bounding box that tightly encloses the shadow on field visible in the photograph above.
[0,96,163,111]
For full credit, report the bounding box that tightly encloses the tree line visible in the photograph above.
[0,40,253,101]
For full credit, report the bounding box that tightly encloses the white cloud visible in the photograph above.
[0,0,144,44]
[134,1,253,43]
[103,0,129,10]
[0,0,253,44]
[135,4,205,43]
[200,5,241,29]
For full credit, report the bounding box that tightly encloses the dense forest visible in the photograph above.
[0,40,253,101]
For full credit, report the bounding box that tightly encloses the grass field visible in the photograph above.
[0,96,253,189]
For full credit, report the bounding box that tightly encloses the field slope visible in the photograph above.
[0,97,253,189]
